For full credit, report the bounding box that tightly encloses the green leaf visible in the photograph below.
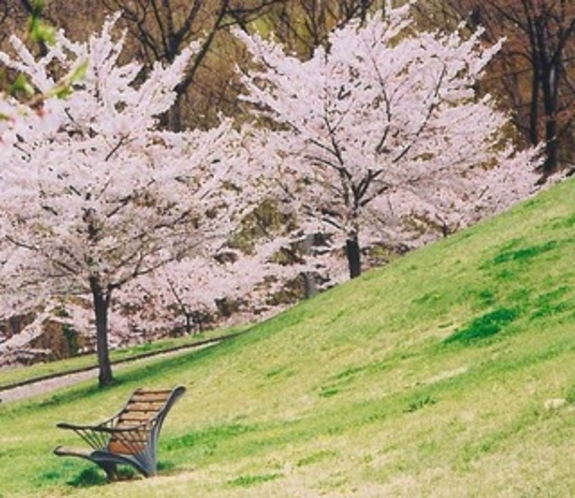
[70,60,89,84]
[32,22,56,45]
[10,74,35,98]
[28,0,56,45]
[53,86,73,99]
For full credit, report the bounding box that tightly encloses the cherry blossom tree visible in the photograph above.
[103,233,305,338]
[235,2,544,279]
[0,15,249,386]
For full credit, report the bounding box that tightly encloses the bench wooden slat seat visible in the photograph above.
[54,386,185,480]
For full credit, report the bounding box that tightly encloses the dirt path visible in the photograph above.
[0,339,223,403]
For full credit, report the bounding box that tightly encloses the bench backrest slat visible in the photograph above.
[107,388,180,455]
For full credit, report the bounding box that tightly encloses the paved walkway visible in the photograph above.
[0,341,219,403]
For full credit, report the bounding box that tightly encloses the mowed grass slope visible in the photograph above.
[1,179,575,497]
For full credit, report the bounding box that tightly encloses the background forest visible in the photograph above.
[0,0,573,380]
[3,0,574,165]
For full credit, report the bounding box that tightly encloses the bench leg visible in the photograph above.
[100,461,118,482]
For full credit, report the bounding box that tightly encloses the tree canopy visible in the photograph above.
[0,15,249,385]
[236,3,542,278]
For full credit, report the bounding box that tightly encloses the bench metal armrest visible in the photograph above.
[55,420,117,451]
[56,421,108,431]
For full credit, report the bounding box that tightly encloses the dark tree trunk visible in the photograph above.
[540,62,560,174]
[301,272,318,298]
[346,233,362,279]
[543,121,559,174]
[185,313,193,335]
[301,234,318,297]
[528,60,540,146]
[89,276,114,387]
[165,92,184,131]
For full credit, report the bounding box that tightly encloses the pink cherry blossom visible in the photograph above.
[235,3,545,278]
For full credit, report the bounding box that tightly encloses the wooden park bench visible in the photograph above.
[54,386,185,480]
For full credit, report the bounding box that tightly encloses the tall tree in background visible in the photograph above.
[416,0,575,175]
[0,15,248,386]
[236,3,543,279]
[0,1,410,130]
[268,0,387,58]
[98,0,281,130]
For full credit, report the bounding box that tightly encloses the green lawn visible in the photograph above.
[1,179,574,497]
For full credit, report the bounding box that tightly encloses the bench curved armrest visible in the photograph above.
[56,422,107,431]
[55,421,117,451]
[56,420,148,433]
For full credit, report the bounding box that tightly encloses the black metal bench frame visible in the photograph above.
[54,386,185,480]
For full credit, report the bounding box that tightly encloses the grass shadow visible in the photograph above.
[443,308,518,345]
[67,466,137,488]
[228,473,283,488]
[67,467,107,488]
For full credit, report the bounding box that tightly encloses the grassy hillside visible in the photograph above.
[1,179,574,497]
